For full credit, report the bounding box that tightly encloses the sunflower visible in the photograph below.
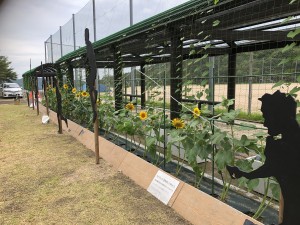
[72,88,77,93]
[172,118,185,129]
[81,91,88,97]
[75,93,81,98]
[193,107,201,118]
[125,102,134,111]
[139,111,148,120]
[63,84,68,90]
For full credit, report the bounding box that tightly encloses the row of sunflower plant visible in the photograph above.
[44,83,279,218]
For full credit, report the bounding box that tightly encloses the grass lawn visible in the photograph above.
[0,103,191,225]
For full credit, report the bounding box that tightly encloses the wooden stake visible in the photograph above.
[58,114,62,134]
[93,91,100,164]
[36,80,39,116]
[31,89,34,110]
[279,192,284,224]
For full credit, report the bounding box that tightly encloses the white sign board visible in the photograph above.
[147,170,180,205]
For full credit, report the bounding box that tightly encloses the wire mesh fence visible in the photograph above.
[35,1,300,223]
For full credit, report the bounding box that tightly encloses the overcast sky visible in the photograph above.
[0,0,189,79]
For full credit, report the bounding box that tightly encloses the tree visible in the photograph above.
[0,56,17,83]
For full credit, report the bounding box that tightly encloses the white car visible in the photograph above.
[0,83,23,98]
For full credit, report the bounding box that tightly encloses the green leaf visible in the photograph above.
[196,91,203,99]
[189,49,196,55]
[287,28,300,39]
[297,76,300,83]
[289,86,300,95]
[200,79,208,86]
[186,146,198,164]
[237,122,257,130]
[221,110,239,123]
[203,44,212,50]
[281,16,293,24]
[281,42,296,53]
[221,97,234,108]
[166,143,173,162]
[236,159,253,171]
[278,58,291,66]
[238,177,248,188]
[214,0,219,5]
[215,149,233,170]
[213,20,220,27]
[198,143,213,159]
[270,181,280,200]
[146,136,156,148]
[169,135,186,143]
[247,179,259,191]
[272,80,285,89]
[211,132,226,145]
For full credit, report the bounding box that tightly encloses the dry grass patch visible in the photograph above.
[0,104,191,225]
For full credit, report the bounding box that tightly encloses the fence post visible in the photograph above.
[170,29,183,120]
[50,35,54,63]
[44,42,47,63]
[113,45,123,111]
[209,56,215,112]
[92,0,96,42]
[140,62,146,109]
[227,42,236,111]
[248,52,253,115]
[72,14,76,51]
[60,26,63,57]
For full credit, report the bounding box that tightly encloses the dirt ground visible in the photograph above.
[0,100,191,225]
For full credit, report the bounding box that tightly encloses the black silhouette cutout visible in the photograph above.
[54,77,68,130]
[227,90,300,225]
[85,28,98,123]
[243,219,258,225]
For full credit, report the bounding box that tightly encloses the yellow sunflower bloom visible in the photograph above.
[76,93,81,98]
[125,102,134,111]
[139,111,148,120]
[72,88,77,93]
[193,107,201,118]
[81,91,88,97]
[63,84,68,89]
[172,118,185,129]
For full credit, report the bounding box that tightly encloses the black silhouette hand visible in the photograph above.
[226,165,243,179]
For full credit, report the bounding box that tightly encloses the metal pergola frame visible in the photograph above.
[23,63,66,133]
[25,0,300,119]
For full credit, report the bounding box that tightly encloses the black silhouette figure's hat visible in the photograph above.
[258,90,297,120]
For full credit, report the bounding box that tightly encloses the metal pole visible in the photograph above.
[30,59,34,110]
[44,42,47,63]
[72,14,76,51]
[92,0,98,97]
[208,56,215,112]
[130,0,135,99]
[92,0,96,42]
[50,35,54,63]
[60,26,63,57]
[72,14,77,88]
[248,52,253,115]
[227,43,236,111]
[130,0,133,26]
[163,70,166,169]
